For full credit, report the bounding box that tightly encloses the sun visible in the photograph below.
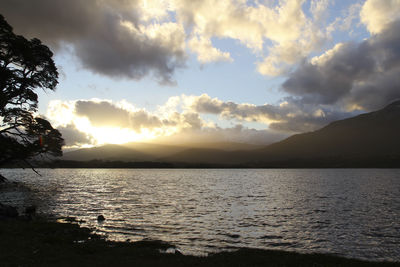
[67,116,159,145]
[47,101,182,147]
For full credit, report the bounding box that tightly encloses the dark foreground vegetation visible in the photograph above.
[0,216,399,267]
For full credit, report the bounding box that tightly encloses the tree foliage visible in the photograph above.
[0,14,64,166]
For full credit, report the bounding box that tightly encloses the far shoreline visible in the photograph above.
[3,158,400,169]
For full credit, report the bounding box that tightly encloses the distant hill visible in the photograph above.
[122,141,263,152]
[62,142,260,163]
[62,144,154,162]
[120,142,187,158]
[61,101,400,167]
[258,100,400,162]
[165,142,264,151]
[158,148,248,164]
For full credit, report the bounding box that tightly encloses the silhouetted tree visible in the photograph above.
[0,14,64,168]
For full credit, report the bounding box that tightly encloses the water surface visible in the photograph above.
[1,168,399,261]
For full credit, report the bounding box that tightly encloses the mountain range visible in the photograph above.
[60,101,400,167]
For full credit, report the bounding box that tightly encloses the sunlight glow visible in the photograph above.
[47,99,181,146]
[90,127,158,145]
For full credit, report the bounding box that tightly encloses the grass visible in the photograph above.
[0,217,399,266]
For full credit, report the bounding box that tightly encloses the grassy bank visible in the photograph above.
[0,217,398,266]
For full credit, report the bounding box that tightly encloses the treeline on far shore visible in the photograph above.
[2,156,400,169]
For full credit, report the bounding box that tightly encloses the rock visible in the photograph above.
[0,203,19,218]
[22,205,37,220]
[0,174,7,183]
[164,247,183,255]
[175,248,183,255]
[65,216,77,222]
[25,205,37,215]
[97,215,105,222]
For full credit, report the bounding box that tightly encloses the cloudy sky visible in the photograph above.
[2,0,400,147]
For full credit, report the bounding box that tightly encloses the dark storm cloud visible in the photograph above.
[74,100,162,131]
[129,110,164,130]
[282,19,400,110]
[75,101,131,128]
[0,0,186,84]
[0,0,96,44]
[57,124,93,146]
[348,70,400,110]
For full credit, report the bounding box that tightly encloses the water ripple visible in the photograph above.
[1,168,399,261]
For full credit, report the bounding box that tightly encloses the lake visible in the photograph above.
[1,168,399,261]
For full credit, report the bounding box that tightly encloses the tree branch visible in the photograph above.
[23,159,41,176]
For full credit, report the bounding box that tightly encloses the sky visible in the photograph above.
[1,0,400,148]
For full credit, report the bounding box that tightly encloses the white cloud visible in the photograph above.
[310,43,344,65]
[188,35,232,63]
[361,0,400,34]
[339,2,362,32]
[136,0,174,22]
[255,0,331,76]
[310,0,329,24]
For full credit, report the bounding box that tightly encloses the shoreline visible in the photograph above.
[1,216,399,266]
[4,157,400,169]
